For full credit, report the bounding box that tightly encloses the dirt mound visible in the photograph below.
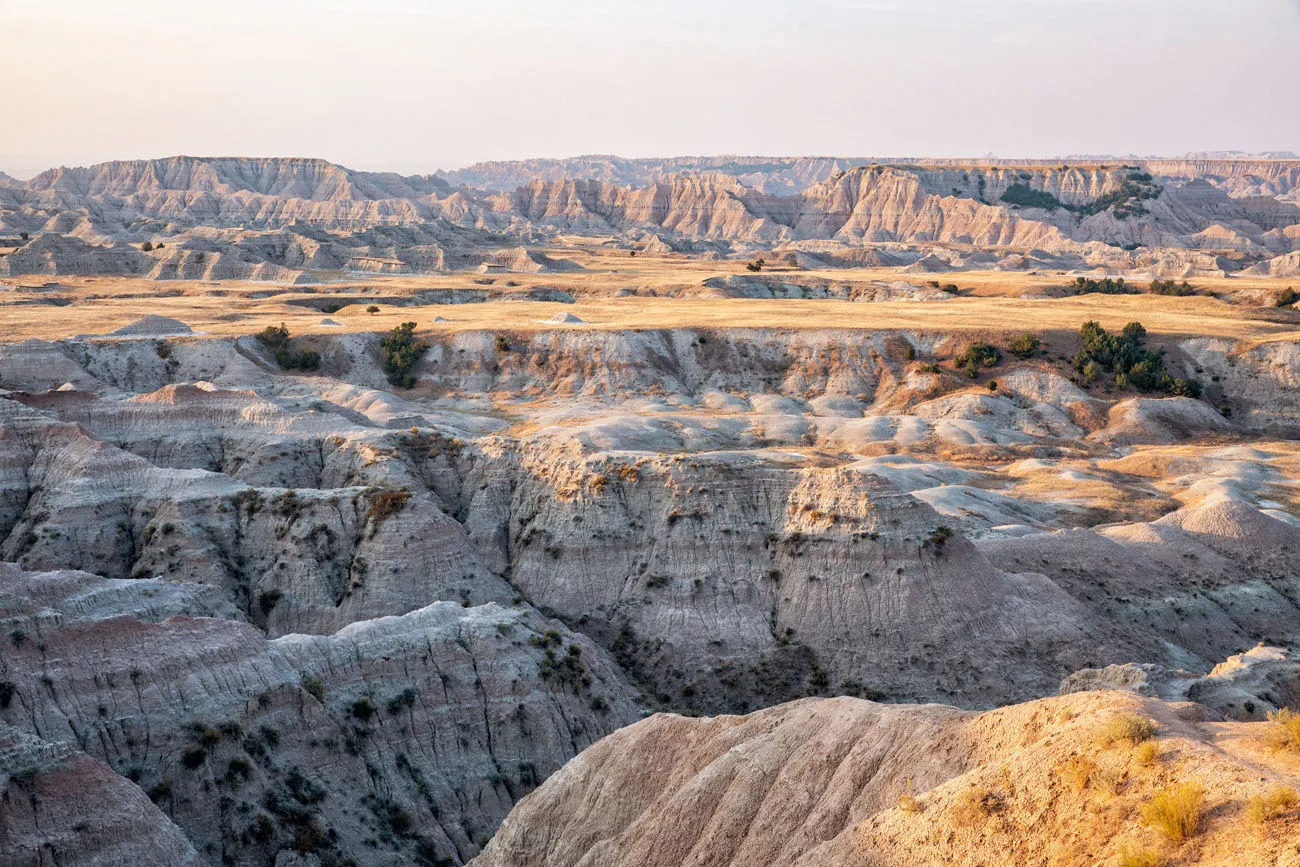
[106,315,193,336]
[472,691,1297,867]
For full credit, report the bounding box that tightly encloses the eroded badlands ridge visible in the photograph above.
[4,155,1300,283]
[3,302,1300,864]
[471,690,1300,867]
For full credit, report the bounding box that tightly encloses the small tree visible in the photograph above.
[1276,287,1298,308]
[19,231,29,241]
[366,305,380,316]
[141,241,153,252]
[380,322,428,389]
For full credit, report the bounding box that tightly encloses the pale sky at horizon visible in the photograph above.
[1,0,1297,179]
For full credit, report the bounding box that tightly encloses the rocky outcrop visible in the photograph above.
[1060,644,1300,720]
[0,723,208,867]
[0,563,640,867]
[5,156,1300,280]
[472,691,1294,867]
[0,233,149,277]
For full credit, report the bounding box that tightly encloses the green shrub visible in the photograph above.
[954,341,1001,378]
[181,746,207,769]
[1001,183,1064,210]
[350,697,376,720]
[1073,321,1201,397]
[255,323,321,371]
[300,676,325,702]
[379,322,428,389]
[1007,332,1040,359]
[1149,278,1196,297]
[1072,277,1137,296]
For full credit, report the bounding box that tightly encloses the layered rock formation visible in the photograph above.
[472,691,1297,867]
[3,314,1300,862]
[0,563,639,866]
[4,155,1300,281]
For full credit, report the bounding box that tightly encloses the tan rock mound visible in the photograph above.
[106,314,193,336]
[472,691,1298,867]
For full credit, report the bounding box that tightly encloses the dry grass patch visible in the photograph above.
[1246,784,1298,828]
[1133,741,1161,767]
[897,777,922,814]
[950,785,1003,827]
[1141,782,1206,842]
[1098,713,1155,748]
[1116,842,1166,867]
[1262,707,1300,754]
[1060,755,1098,792]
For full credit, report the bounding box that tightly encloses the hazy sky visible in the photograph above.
[2,0,1298,178]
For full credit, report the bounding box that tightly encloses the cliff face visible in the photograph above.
[4,156,1300,280]
[1,723,209,867]
[0,563,639,867]
[25,156,451,203]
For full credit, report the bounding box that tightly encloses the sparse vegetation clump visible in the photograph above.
[1133,740,1161,766]
[1073,321,1201,397]
[1097,712,1155,748]
[1072,276,1138,296]
[1275,287,1297,307]
[256,323,322,371]
[1116,843,1166,867]
[1148,278,1196,297]
[745,257,766,273]
[897,778,922,813]
[1000,183,1064,210]
[954,341,1001,378]
[365,487,411,535]
[950,786,1002,826]
[1007,332,1041,359]
[924,525,953,555]
[531,630,593,693]
[1141,781,1205,842]
[1059,755,1097,791]
[1262,707,1300,753]
[379,321,427,388]
[350,697,375,721]
[1247,785,1298,827]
